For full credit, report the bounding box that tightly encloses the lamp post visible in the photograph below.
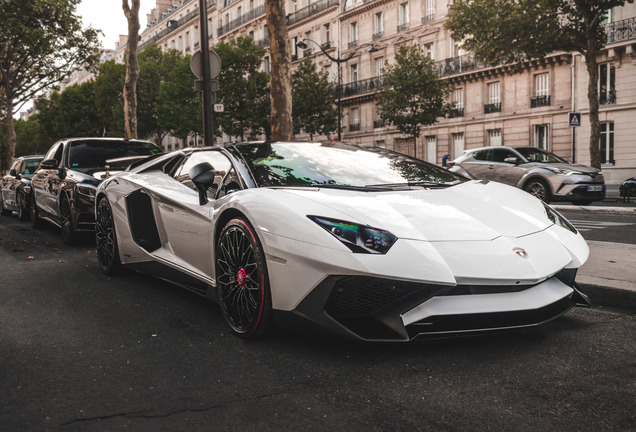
[296,39,378,141]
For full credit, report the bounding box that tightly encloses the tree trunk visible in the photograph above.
[123,0,141,140]
[5,96,16,168]
[266,0,293,141]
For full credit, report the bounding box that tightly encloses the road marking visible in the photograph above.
[569,220,635,232]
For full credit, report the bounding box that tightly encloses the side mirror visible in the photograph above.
[39,159,58,169]
[10,169,17,177]
[189,162,216,205]
[504,157,519,165]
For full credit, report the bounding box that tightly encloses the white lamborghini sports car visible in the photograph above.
[95,142,591,341]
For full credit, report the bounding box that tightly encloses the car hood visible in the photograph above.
[277,180,555,242]
[531,162,600,174]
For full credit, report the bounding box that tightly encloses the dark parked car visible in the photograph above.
[31,138,162,244]
[0,155,43,221]
[619,176,636,199]
[449,146,605,204]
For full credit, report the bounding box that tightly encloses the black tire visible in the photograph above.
[96,197,121,274]
[30,196,44,229]
[216,217,272,338]
[523,178,551,203]
[60,196,77,246]
[0,197,11,216]
[17,194,30,221]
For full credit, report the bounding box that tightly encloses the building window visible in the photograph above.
[374,12,383,40]
[450,37,460,58]
[489,129,502,146]
[426,136,437,163]
[425,0,435,22]
[534,124,549,151]
[599,63,616,105]
[291,36,298,59]
[398,2,409,31]
[349,22,358,48]
[453,132,464,158]
[264,56,270,74]
[450,88,463,118]
[375,58,384,78]
[485,82,501,113]
[323,24,330,45]
[424,42,434,59]
[600,122,614,165]
[531,73,551,107]
[349,107,360,131]
[350,64,358,84]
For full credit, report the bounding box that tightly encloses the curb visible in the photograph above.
[579,282,636,312]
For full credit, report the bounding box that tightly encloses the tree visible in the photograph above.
[266,0,293,141]
[292,59,337,140]
[0,0,100,167]
[122,0,141,139]
[93,60,126,137]
[377,45,453,155]
[157,55,202,142]
[445,0,634,169]
[138,44,182,143]
[214,37,270,141]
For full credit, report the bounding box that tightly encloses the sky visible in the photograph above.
[77,0,157,49]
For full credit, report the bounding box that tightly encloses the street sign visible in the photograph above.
[214,104,224,112]
[190,50,221,79]
[569,112,581,127]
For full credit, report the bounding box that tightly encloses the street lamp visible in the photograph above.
[296,38,379,141]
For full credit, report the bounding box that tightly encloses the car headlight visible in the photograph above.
[546,166,583,176]
[77,184,97,199]
[309,216,397,254]
[543,203,577,234]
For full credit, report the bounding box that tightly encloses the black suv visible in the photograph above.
[31,138,162,244]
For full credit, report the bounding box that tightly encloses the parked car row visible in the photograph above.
[1,139,620,342]
[1,155,44,221]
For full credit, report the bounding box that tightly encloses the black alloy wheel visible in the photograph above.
[96,197,121,274]
[216,218,272,338]
[524,178,551,203]
[60,196,77,245]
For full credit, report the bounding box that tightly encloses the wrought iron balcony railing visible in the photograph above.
[348,40,358,49]
[217,4,265,36]
[349,123,361,132]
[397,22,409,32]
[484,103,501,114]
[373,119,385,128]
[287,0,337,26]
[599,90,617,105]
[531,95,551,108]
[605,17,636,43]
[449,108,464,118]
[339,76,388,97]
[373,31,383,41]
[435,54,486,77]
[421,14,435,25]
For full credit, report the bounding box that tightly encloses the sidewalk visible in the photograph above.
[553,184,636,312]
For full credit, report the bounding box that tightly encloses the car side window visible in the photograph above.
[10,159,21,174]
[490,148,515,163]
[44,143,64,167]
[174,151,232,199]
[473,150,490,161]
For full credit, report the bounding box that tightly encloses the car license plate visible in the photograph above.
[587,185,603,192]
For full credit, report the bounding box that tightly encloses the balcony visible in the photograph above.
[339,76,388,97]
[287,0,337,26]
[484,103,501,114]
[421,14,435,25]
[599,90,617,105]
[397,22,409,33]
[372,31,383,41]
[303,48,313,57]
[348,40,358,49]
[605,17,636,44]
[349,123,361,132]
[217,4,266,36]
[449,108,464,118]
[321,41,332,50]
[530,95,551,108]
[435,54,486,77]
[373,119,385,128]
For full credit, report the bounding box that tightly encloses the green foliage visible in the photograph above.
[377,45,452,140]
[14,118,46,156]
[157,55,202,140]
[292,59,337,140]
[93,60,126,137]
[214,36,270,141]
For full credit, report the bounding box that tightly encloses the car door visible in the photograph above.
[488,148,527,186]
[2,159,21,207]
[34,143,66,220]
[146,150,232,279]
[459,150,495,180]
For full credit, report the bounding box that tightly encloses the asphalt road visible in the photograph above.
[558,210,636,245]
[1,216,635,431]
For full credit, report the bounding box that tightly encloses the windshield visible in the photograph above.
[516,148,567,163]
[236,142,466,188]
[22,159,42,174]
[68,140,162,170]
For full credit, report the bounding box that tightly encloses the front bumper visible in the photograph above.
[288,270,589,341]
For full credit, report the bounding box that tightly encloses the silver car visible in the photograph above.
[450,146,605,205]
